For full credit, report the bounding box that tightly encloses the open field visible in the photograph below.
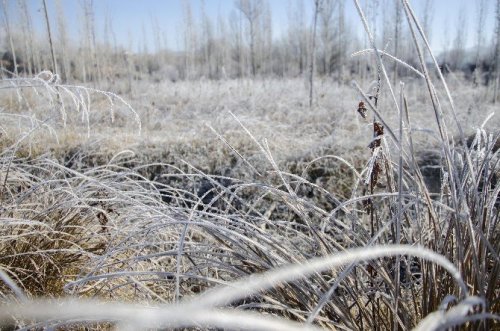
[1,70,499,330]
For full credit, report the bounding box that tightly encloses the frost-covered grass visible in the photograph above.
[0,2,499,330]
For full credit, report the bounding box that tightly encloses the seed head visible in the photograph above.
[357,101,367,119]
[373,122,384,136]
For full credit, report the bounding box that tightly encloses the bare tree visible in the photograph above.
[260,1,273,75]
[182,0,196,79]
[287,0,308,75]
[42,0,58,77]
[318,0,334,76]
[107,11,118,54]
[392,0,402,83]
[80,0,100,83]
[229,9,244,77]
[494,0,500,103]
[235,0,262,76]
[1,0,18,76]
[216,11,229,78]
[472,0,488,85]
[101,8,114,83]
[89,1,101,82]
[309,0,321,108]
[441,17,451,67]
[17,0,36,75]
[297,0,308,76]
[421,0,434,50]
[55,0,71,81]
[337,0,345,83]
[200,0,215,78]
[449,6,467,71]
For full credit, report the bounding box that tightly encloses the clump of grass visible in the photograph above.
[0,71,143,300]
[343,0,500,329]
[0,158,108,297]
[0,70,141,145]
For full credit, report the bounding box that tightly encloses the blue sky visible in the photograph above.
[4,0,497,54]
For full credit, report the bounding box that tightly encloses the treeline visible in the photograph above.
[1,0,500,95]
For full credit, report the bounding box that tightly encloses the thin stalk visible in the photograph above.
[352,0,402,147]
[42,0,58,76]
[393,82,404,331]
[401,0,478,205]
[309,0,321,109]
[400,0,467,296]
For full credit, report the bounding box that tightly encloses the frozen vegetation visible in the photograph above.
[0,0,499,330]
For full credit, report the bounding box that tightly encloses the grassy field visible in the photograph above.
[1,6,500,331]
